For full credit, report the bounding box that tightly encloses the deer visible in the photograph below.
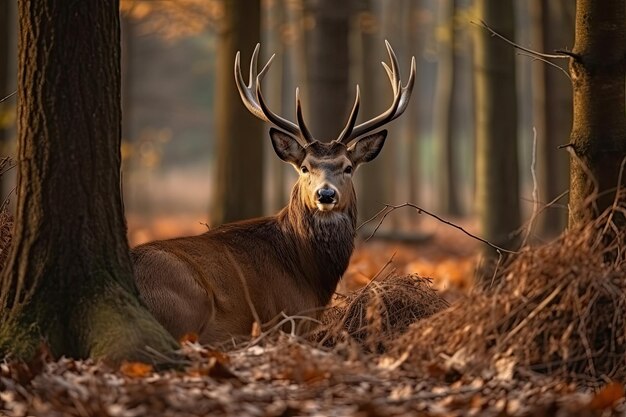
[132,41,415,345]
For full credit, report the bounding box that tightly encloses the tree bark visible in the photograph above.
[305,0,350,142]
[213,0,264,224]
[530,0,573,238]
[0,0,10,194]
[434,0,462,216]
[474,0,520,251]
[0,0,177,365]
[568,0,626,226]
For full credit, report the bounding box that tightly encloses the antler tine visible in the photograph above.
[345,41,415,145]
[336,85,361,144]
[234,44,304,141]
[296,88,315,143]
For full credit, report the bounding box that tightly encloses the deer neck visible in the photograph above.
[277,184,357,302]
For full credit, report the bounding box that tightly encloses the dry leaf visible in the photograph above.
[120,361,153,378]
[588,382,624,410]
[179,332,199,344]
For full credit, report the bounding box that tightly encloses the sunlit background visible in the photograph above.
[0,0,574,291]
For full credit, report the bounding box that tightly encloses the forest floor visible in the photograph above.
[2,214,626,416]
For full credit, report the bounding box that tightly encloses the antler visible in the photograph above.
[235,44,314,145]
[336,40,416,145]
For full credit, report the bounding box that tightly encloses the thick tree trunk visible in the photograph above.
[568,0,626,226]
[530,0,573,238]
[474,0,520,251]
[213,0,264,224]
[305,0,350,142]
[0,0,177,365]
[434,0,461,216]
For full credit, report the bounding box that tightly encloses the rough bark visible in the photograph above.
[474,0,520,251]
[305,0,350,142]
[0,0,177,365]
[434,0,461,215]
[568,0,626,226]
[213,0,264,224]
[530,0,573,238]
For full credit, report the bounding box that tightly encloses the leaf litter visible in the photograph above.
[2,184,626,414]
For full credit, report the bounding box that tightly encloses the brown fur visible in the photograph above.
[132,139,370,344]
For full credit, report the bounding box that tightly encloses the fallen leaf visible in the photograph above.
[120,361,153,378]
[588,382,624,410]
[179,332,199,344]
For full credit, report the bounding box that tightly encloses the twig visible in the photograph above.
[517,52,571,81]
[521,127,539,247]
[0,91,16,104]
[361,202,517,255]
[472,19,571,60]
[500,281,566,346]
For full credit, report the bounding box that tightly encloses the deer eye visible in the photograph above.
[300,166,309,174]
[344,165,353,174]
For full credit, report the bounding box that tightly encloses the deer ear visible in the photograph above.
[348,130,387,166]
[270,128,305,165]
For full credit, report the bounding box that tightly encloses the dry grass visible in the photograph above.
[393,211,626,384]
[312,273,449,352]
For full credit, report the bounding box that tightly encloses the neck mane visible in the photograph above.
[277,184,357,304]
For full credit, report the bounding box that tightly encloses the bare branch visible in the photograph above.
[517,52,571,81]
[473,19,572,60]
[359,202,518,255]
[0,91,16,104]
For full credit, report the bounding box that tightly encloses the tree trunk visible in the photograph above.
[0,0,10,195]
[305,0,350,142]
[530,0,573,238]
[0,0,177,365]
[474,0,520,251]
[262,0,285,214]
[213,0,264,224]
[406,0,421,209]
[568,0,626,226]
[356,0,392,224]
[434,0,462,215]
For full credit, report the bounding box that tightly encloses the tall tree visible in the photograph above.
[530,0,573,238]
[434,0,462,215]
[0,0,11,195]
[568,0,626,226]
[474,0,520,250]
[356,0,393,223]
[213,0,264,224]
[0,0,177,364]
[305,0,351,141]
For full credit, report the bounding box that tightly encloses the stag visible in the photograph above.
[132,42,415,344]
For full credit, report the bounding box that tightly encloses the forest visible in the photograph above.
[1,0,626,416]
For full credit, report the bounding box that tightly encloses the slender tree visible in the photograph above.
[0,0,177,364]
[530,0,573,238]
[474,0,520,250]
[305,0,351,141]
[0,0,10,195]
[213,0,264,224]
[434,0,461,215]
[568,0,626,226]
[356,0,393,223]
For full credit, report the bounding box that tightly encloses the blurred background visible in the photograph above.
[0,0,575,292]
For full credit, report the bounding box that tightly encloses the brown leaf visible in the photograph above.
[588,382,624,410]
[179,332,199,345]
[120,361,153,378]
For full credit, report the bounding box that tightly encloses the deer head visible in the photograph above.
[235,42,415,214]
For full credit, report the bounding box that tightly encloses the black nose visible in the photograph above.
[317,188,336,204]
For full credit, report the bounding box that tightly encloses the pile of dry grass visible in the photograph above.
[313,273,449,351]
[395,213,626,383]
